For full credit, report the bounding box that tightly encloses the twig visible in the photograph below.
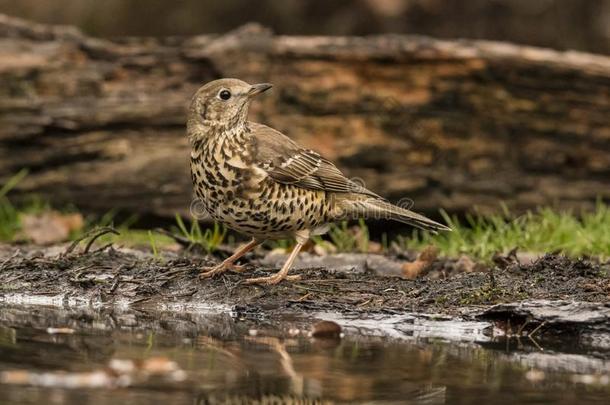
[90,242,114,254]
[108,275,121,294]
[297,292,312,301]
[64,227,119,255]
[84,227,119,253]
[0,249,21,269]
[292,284,332,294]
[357,298,372,307]
[161,268,190,279]
[129,297,151,306]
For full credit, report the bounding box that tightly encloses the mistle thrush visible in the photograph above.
[187,78,450,285]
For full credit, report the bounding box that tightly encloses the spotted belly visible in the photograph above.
[194,178,330,240]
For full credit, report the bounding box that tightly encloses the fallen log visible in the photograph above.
[0,14,609,220]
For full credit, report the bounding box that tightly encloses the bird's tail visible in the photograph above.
[335,197,451,234]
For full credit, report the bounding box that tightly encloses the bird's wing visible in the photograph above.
[249,122,381,198]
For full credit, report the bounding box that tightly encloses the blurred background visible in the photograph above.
[1,0,609,53]
[0,0,609,247]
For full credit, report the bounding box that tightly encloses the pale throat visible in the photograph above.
[188,117,249,143]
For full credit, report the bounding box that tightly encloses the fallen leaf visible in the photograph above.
[401,260,428,279]
[401,245,438,279]
[20,211,84,245]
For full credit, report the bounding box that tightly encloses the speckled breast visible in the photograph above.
[190,133,330,239]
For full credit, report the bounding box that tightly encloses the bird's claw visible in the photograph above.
[199,262,246,279]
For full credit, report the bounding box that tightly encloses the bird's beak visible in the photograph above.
[248,83,273,97]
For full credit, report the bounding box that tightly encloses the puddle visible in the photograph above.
[0,304,608,404]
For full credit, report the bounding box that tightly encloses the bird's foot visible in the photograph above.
[243,273,301,285]
[199,262,247,279]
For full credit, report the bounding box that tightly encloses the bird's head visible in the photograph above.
[187,78,272,137]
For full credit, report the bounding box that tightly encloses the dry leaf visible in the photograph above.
[20,211,84,244]
[367,241,383,254]
[401,245,438,279]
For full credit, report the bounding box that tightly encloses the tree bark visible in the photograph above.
[0,14,609,220]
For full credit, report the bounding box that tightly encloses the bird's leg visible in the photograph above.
[200,238,261,279]
[244,241,304,285]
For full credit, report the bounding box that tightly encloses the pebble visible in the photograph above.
[311,320,342,339]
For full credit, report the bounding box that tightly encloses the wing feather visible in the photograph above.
[249,122,381,199]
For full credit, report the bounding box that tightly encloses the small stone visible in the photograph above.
[311,320,342,339]
[455,255,476,273]
[516,252,542,266]
[366,255,404,276]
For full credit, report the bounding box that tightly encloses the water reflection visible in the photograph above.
[0,305,608,404]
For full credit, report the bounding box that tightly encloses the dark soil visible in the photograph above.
[1,242,608,319]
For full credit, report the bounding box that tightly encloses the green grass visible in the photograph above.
[312,218,370,253]
[0,172,227,253]
[0,170,27,240]
[89,215,227,254]
[0,170,51,241]
[2,170,609,259]
[401,203,610,261]
[173,214,227,254]
[102,229,175,248]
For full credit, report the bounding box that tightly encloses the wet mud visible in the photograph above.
[0,242,608,341]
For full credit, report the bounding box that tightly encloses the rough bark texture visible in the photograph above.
[1,14,609,219]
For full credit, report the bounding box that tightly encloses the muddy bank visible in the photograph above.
[0,243,609,340]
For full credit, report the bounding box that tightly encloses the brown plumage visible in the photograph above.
[187,78,450,285]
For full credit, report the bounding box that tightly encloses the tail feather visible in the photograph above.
[338,197,451,233]
[369,199,451,233]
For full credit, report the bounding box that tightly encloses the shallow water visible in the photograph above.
[0,304,608,404]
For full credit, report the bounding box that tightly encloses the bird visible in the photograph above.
[187,78,450,285]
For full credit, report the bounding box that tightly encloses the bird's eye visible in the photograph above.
[219,90,231,100]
